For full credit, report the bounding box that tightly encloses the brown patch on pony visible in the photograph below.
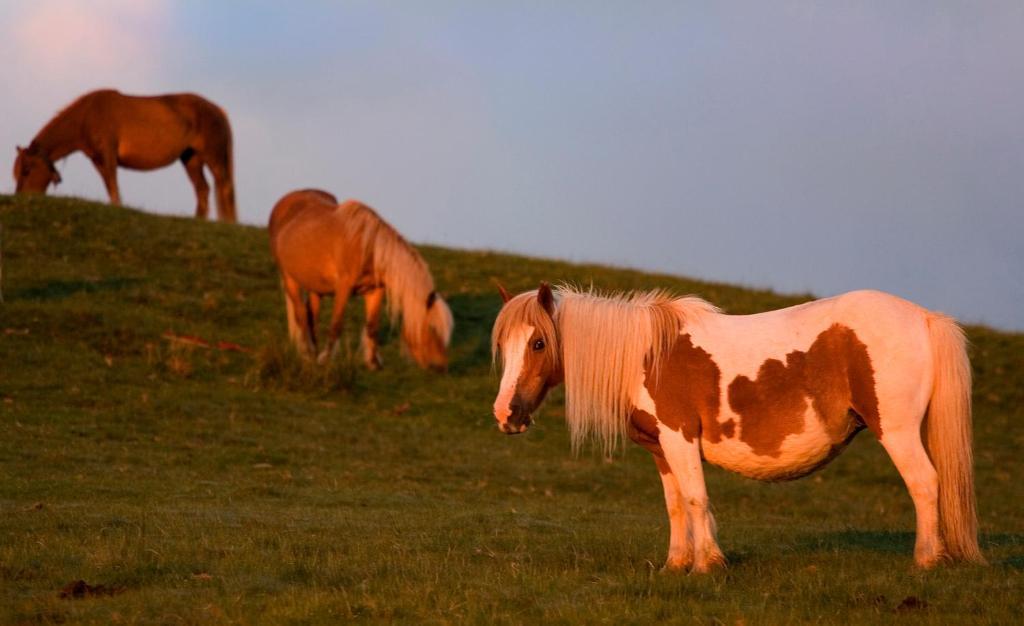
[728,324,880,457]
[644,334,731,443]
[653,454,672,476]
[628,409,664,457]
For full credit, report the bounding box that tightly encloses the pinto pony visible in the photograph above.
[14,89,236,222]
[269,189,453,371]
[491,284,983,571]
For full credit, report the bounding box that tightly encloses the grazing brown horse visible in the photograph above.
[269,189,453,371]
[13,89,236,222]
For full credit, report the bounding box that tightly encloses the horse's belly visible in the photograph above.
[117,137,186,169]
[115,111,192,169]
[701,409,848,481]
[279,254,339,295]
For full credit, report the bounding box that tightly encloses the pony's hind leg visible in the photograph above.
[658,429,725,572]
[361,286,385,370]
[181,150,210,219]
[879,425,946,568]
[207,153,236,223]
[654,456,694,571]
[307,293,321,342]
[282,275,315,358]
[318,288,352,365]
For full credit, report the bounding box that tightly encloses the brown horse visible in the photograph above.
[269,189,453,371]
[13,89,236,222]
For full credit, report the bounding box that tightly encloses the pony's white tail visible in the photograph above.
[926,314,984,563]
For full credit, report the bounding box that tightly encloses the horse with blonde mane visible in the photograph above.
[269,189,453,371]
[14,89,236,222]
[492,283,983,572]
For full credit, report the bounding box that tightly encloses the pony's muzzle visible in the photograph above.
[501,403,532,434]
[499,420,530,435]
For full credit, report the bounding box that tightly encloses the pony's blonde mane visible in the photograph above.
[339,201,453,347]
[556,286,719,455]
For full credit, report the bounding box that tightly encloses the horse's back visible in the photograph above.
[269,190,356,291]
[67,90,232,167]
[269,189,339,240]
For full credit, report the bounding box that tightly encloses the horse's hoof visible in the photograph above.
[660,560,692,574]
[692,554,727,574]
[913,555,946,570]
[316,351,330,365]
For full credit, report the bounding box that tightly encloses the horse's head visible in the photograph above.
[404,290,453,372]
[13,145,60,194]
[491,282,563,434]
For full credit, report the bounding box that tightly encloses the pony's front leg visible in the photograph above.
[318,288,351,365]
[361,286,384,370]
[654,456,693,571]
[659,429,726,572]
[90,150,121,205]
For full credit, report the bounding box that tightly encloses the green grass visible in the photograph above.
[1,194,1021,624]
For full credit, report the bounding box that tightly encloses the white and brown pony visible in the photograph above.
[492,283,983,571]
[269,189,453,371]
[14,89,236,222]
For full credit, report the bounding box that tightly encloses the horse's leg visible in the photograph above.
[361,286,385,370]
[90,151,121,205]
[283,282,300,345]
[282,275,315,358]
[878,425,945,568]
[307,292,321,351]
[318,287,352,365]
[658,429,725,572]
[654,455,694,571]
[208,156,236,223]
[181,151,210,220]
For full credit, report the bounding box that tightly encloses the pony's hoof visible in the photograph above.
[364,354,383,370]
[913,554,947,570]
[692,553,727,574]
[316,350,331,365]
[660,559,693,574]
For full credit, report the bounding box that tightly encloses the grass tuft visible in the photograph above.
[248,337,360,394]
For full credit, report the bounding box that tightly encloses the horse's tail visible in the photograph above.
[217,108,236,223]
[200,97,236,223]
[925,313,984,563]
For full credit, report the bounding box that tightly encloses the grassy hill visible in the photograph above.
[1,194,1021,624]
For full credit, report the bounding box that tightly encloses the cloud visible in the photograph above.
[1,1,174,197]
[7,0,170,90]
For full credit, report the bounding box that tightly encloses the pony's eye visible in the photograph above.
[532,338,545,351]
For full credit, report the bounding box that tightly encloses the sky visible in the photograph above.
[2,1,1021,330]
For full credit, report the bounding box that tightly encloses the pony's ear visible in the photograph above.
[16,145,24,154]
[426,290,437,309]
[537,282,554,315]
[497,282,511,303]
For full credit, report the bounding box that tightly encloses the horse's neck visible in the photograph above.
[33,105,86,160]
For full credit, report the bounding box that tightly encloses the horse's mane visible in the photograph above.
[496,285,719,455]
[339,200,453,347]
[30,92,95,152]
